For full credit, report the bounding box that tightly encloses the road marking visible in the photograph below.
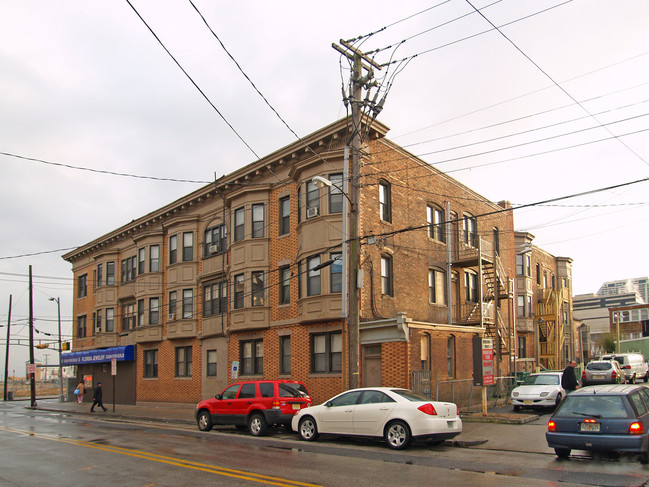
[1,425,322,487]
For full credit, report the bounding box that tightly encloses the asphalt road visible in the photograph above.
[1,401,649,487]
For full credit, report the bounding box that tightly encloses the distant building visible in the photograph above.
[598,277,648,304]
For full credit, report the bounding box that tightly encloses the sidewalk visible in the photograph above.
[28,397,554,454]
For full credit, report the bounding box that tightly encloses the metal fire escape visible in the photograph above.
[535,287,570,370]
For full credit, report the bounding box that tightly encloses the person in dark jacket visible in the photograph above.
[561,360,579,393]
[90,382,108,412]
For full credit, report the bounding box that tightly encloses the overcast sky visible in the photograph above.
[2,0,648,375]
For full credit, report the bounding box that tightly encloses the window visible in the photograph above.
[493,227,500,255]
[421,334,431,371]
[252,203,264,238]
[149,297,159,325]
[465,271,478,302]
[330,252,342,293]
[329,173,343,214]
[379,180,391,223]
[106,262,115,286]
[182,289,193,319]
[239,383,256,398]
[106,308,114,333]
[536,263,541,284]
[77,315,87,338]
[169,235,178,265]
[233,274,244,309]
[463,214,477,247]
[168,291,177,319]
[204,224,227,256]
[144,349,158,378]
[251,271,265,306]
[279,266,290,305]
[297,186,302,224]
[447,336,456,378]
[307,256,321,296]
[138,248,145,274]
[121,256,137,283]
[206,350,217,377]
[427,205,445,242]
[96,264,103,288]
[517,295,525,317]
[241,339,263,375]
[123,303,136,330]
[94,311,101,334]
[518,336,527,359]
[150,245,160,272]
[279,196,290,236]
[203,280,227,316]
[516,255,524,276]
[429,269,447,304]
[381,255,393,296]
[78,274,88,298]
[175,346,192,377]
[297,261,302,300]
[311,332,342,373]
[526,255,531,277]
[182,232,194,262]
[280,336,291,375]
[306,181,320,217]
[527,296,532,317]
[234,207,245,241]
[137,299,145,326]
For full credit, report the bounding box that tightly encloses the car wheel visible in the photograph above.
[554,393,563,409]
[629,374,636,384]
[385,420,412,450]
[513,405,520,412]
[248,413,268,437]
[298,416,319,441]
[197,410,213,432]
[554,448,570,459]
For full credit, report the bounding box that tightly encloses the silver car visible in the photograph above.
[582,360,626,386]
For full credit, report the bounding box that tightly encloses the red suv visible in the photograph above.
[195,379,311,436]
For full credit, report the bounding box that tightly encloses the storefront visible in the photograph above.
[61,345,136,404]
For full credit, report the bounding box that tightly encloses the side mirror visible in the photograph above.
[215,393,222,400]
[325,401,332,407]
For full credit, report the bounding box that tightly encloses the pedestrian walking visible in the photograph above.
[75,380,86,404]
[561,360,580,394]
[90,382,108,412]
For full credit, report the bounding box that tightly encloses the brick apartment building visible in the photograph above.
[514,232,575,372]
[62,118,516,405]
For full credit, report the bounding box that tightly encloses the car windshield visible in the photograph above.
[522,374,559,386]
[391,389,428,401]
[554,395,630,419]
[587,362,612,371]
[278,382,309,398]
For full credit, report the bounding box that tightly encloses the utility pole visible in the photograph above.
[3,295,11,401]
[332,40,382,389]
[28,265,36,407]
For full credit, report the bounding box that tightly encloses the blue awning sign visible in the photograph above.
[61,345,134,366]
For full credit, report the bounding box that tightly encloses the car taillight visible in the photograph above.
[630,422,644,435]
[272,400,280,409]
[582,370,586,379]
[418,404,438,416]
[612,371,617,379]
[548,420,557,432]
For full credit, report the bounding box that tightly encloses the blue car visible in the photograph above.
[545,384,649,463]
[546,384,649,462]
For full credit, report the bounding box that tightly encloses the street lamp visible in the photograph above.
[312,172,360,389]
[48,297,65,403]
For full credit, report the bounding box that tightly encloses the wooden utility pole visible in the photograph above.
[3,295,11,401]
[29,265,36,407]
[332,40,382,389]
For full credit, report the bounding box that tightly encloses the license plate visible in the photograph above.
[580,422,600,432]
[594,374,604,379]
[292,404,301,410]
[447,421,456,428]
[524,400,533,405]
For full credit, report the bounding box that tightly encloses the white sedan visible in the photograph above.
[291,387,462,450]
[511,371,565,411]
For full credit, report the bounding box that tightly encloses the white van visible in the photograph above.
[599,353,648,383]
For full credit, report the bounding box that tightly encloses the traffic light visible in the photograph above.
[35,343,49,349]
[62,342,70,351]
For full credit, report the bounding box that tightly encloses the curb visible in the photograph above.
[461,413,539,424]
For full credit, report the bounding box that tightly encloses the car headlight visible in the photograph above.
[540,392,549,397]
[512,392,519,397]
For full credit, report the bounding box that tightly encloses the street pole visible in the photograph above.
[3,295,11,401]
[28,265,36,407]
[51,297,64,402]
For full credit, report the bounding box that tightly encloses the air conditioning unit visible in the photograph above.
[208,244,219,254]
[306,207,319,218]
[168,313,175,321]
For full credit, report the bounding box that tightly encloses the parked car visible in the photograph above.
[292,387,462,450]
[600,353,649,383]
[581,360,626,386]
[511,371,565,411]
[195,379,311,436]
[546,384,649,462]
